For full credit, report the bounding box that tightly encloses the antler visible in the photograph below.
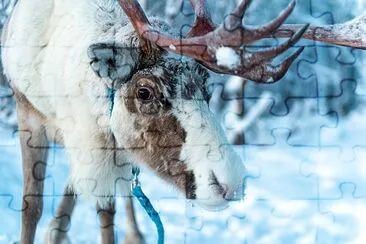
[275,13,366,50]
[185,0,215,37]
[118,0,308,83]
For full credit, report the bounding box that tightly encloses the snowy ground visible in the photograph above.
[1,103,366,244]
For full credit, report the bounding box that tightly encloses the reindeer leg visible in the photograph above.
[123,197,144,244]
[44,188,76,244]
[15,91,48,244]
[97,200,116,244]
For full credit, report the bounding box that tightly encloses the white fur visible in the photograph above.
[2,0,246,209]
[172,94,246,210]
[2,0,137,206]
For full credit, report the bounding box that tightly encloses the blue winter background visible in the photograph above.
[1,0,366,243]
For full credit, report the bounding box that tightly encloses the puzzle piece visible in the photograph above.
[300,146,366,199]
[243,129,320,199]
[319,80,366,161]
[224,97,337,145]
[317,183,366,243]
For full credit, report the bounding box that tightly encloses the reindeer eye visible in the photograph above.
[137,86,153,101]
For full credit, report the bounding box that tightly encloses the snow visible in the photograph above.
[215,47,241,70]
[222,76,243,92]
[332,13,366,44]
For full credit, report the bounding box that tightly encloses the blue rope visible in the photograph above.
[131,167,165,244]
[108,88,164,243]
[108,87,116,117]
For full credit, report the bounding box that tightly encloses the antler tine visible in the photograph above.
[225,0,252,30]
[118,0,150,36]
[247,24,309,68]
[249,0,296,40]
[186,0,216,37]
[233,0,252,18]
[254,46,305,82]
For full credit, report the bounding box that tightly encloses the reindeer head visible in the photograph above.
[115,62,248,210]
[87,0,309,210]
[89,43,245,209]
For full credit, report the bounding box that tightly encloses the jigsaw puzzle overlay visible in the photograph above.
[1,0,366,243]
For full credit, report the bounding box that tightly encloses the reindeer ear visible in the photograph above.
[87,42,139,87]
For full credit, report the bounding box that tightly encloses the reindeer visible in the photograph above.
[2,0,366,243]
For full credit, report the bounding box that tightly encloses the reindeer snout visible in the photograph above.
[192,166,245,211]
[209,170,245,201]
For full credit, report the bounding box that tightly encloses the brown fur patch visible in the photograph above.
[121,68,199,197]
[132,113,194,197]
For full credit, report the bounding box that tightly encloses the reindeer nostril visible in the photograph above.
[222,190,229,200]
[208,171,227,197]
